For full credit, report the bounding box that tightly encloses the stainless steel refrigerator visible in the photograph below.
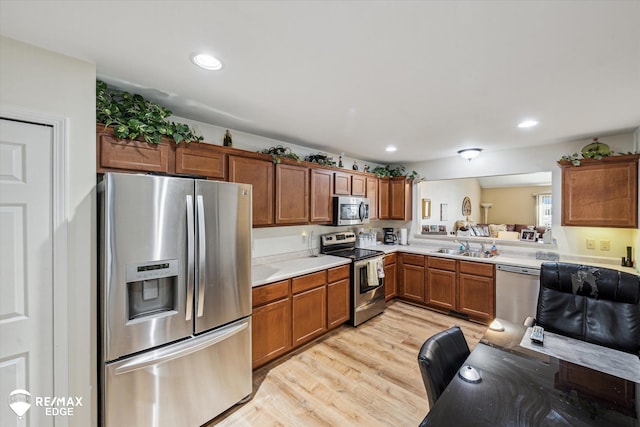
[98,172,252,427]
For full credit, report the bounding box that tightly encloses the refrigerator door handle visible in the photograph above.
[113,320,249,375]
[196,194,206,317]
[185,195,195,321]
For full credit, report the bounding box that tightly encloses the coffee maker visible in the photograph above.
[383,227,397,245]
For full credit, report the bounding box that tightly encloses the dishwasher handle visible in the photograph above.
[496,264,540,276]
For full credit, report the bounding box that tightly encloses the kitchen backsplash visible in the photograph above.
[251,221,411,259]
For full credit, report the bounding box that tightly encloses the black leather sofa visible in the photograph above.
[529,262,640,356]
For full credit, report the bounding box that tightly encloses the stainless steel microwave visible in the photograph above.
[332,196,370,226]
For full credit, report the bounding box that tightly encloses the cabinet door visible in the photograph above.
[310,168,333,223]
[426,268,456,311]
[334,172,352,195]
[366,177,379,220]
[175,143,226,179]
[276,163,309,224]
[561,156,638,228]
[327,278,350,330]
[384,262,397,301]
[379,178,390,219]
[292,286,327,347]
[252,298,291,368]
[390,176,412,220]
[229,155,274,226]
[97,131,174,174]
[351,175,366,196]
[459,274,495,324]
[400,264,425,303]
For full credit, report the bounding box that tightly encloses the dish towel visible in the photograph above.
[367,260,379,287]
[377,259,385,279]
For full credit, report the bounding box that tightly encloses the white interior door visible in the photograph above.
[0,118,53,427]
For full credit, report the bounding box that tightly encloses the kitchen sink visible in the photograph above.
[433,248,496,258]
[434,248,463,255]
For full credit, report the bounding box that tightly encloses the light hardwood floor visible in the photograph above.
[206,301,487,426]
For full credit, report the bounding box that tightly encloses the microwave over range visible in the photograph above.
[332,196,370,226]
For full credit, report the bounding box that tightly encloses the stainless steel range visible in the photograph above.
[321,232,386,326]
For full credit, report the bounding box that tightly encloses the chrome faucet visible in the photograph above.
[461,240,470,251]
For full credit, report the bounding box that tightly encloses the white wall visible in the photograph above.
[419,178,481,233]
[407,132,639,262]
[0,36,97,427]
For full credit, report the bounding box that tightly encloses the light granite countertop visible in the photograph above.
[251,242,637,288]
[252,254,351,287]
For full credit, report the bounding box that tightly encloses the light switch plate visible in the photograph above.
[600,240,611,251]
[586,238,595,249]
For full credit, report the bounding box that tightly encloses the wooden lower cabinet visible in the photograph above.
[392,254,495,325]
[384,253,397,300]
[426,268,456,311]
[458,260,495,324]
[251,280,291,369]
[292,286,327,347]
[425,256,457,312]
[399,253,425,303]
[327,265,350,330]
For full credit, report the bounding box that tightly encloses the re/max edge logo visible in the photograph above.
[8,389,83,418]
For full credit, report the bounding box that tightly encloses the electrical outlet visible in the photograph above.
[600,240,611,251]
[586,238,595,249]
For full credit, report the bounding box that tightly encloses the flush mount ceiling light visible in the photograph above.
[518,119,539,128]
[385,145,397,152]
[457,148,482,161]
[191,53,223,71]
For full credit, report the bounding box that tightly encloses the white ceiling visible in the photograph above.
[1,1,639,163]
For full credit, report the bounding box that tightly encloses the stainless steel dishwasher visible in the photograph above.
[495,264,540,324]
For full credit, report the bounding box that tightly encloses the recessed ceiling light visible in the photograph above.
[518,120,539,128]
[385,146,397,152]
[191,53,222,71]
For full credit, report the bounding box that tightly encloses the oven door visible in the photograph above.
[351,256,386,326]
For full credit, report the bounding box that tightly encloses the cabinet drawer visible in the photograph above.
[327,264,350,283]
[459,260,494,277]
[384,253,397,266]
[292,270,327,294]
[427,256,457,271]
[401,253,424,266]
[252,280,289,307]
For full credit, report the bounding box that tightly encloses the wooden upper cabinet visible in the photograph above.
[379,178,390,219]
[351,175,366,196]
[175,143,226,179]
[310,168,333,223]
[229,155,274,226]
[334,172,352,195]
[390,176,413,220]
[559,155,639,228]
[276,163,309,224]
[366,177,379,220]
[96,125,175,174]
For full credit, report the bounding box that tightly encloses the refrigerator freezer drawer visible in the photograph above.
[103,317,252,427]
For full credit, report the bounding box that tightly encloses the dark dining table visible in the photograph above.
[421,319,639,426]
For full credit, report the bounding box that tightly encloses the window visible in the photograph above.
[536,194,552,227]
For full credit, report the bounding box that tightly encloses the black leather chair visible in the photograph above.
[417,326,470,410]
[527,262,640,356]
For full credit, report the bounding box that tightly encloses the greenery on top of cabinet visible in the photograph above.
[96,80,203,144]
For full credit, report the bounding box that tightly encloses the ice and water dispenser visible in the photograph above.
[125,259,179,321]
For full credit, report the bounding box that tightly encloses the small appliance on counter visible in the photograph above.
[383,227,397,245]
